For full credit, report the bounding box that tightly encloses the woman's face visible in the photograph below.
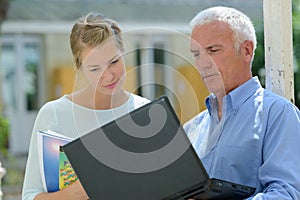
[80,39,126,96]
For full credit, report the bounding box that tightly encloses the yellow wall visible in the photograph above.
[175,65,209,123]
[123,66,138,94]
[44,34,74,100]
[52,67,76,99]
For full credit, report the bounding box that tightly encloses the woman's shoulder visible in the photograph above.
[38,95,72,113]
[130,93,151,104]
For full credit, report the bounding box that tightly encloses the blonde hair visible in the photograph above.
[70,12,124,69]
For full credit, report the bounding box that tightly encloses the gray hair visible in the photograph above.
[190,6,257,62]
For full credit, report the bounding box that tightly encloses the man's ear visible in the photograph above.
[242,40,254,62]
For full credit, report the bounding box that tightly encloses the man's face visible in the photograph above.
[190,21,251,94]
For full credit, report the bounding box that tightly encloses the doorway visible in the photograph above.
[0,34,44,155]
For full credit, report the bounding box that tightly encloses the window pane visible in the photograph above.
[0,44,17,111]
[154,43,165,97]
[24,43,40,111]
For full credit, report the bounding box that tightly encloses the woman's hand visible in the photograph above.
[64,180,89,200]
[34,180,89,200]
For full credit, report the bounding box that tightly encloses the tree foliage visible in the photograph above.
[292,0,300,107]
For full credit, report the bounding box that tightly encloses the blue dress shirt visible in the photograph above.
[184,77,300,199]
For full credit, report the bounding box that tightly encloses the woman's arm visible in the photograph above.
[34,181,88,200]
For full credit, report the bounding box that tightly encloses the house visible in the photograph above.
[0,0,263,155]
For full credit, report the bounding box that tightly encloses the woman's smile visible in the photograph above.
[103,80,119,89]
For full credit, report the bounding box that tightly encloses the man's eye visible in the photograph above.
[193,53,200,57]
[208,48,219,54]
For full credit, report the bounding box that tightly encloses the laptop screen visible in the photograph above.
[63,96,209,199]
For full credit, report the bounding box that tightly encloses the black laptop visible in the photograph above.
[63,96,255,200]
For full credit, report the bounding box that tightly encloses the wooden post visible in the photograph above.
[263,0,295,103]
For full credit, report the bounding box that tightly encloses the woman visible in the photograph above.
[22,12,150,200]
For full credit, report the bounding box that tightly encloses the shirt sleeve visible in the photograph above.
[250,102,300,199]
[22,102,58,200]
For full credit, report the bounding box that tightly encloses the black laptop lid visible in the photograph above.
[63,96,209,200]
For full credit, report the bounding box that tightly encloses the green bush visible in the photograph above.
[0,116,9,157]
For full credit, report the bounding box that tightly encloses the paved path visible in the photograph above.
[3,193,21,200]
[1,155,26,200]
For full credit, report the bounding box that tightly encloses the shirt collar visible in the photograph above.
[205,76,262,115]
[228,76,262,114]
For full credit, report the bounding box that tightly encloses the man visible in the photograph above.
[184,6,300,199]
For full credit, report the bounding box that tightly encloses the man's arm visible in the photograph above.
[250,103,300,199]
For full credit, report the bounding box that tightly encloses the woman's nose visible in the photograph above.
[101,68,114,81]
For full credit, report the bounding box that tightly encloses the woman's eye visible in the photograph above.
[90,68,98,72]
[90,67,102,72]
[111,58,119,65]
